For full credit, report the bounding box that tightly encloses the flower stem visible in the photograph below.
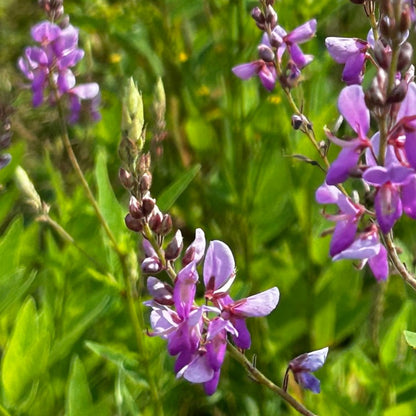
[227,342,317,416]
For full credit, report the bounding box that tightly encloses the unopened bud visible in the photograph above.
[291,115,303,130]
[269,30,283,48]
[142,196,156,216]
[400,6,412,35]
[121,78,145,152]
[251,7,265,30]
[137,153,151,175]
[119,168,134,190]
[379,16,393,42]
[14,166,42,213]
[149,209,163,232]
[160,214,173,235]
[129,196,143,219]
[141,256,163,274]
[165,230,183,261]
[124,213,143,232]
[397,42,413,73]
[265,5,278,29]
[373,40,391,70]
[147,276,173,305]
[387,79,408,103]
[258,44,275,62]
[139,172,152,193]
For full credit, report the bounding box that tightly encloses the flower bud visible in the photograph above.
[258,44,275,62]
[251,7,265,30]
[129,195,144,219]
[141,256,163,274]
[149,208,163,232]
[373,40,391,70]
[291,115,303,130]
[14,166,42,213]
[139,172,152,193]
[147,276,173,305]
[400,6,412,35]
[269,30,283,48]
[160,214,173,235]
[165,229,183,261]
[124,213,143,232]
[265,5,278,29]
[142,195,156,216]
[119,168,134,190]
[387,79,408,104]
[397,42,413,73]
[121,78,145,152]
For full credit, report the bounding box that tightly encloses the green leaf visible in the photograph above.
[95,149,125,241]
[50,296,110,365]
[0,217,23,279]
[65,356,94,416]
[1,297,50,407]
[157,164,201,212]
[185,118,217,151]
[404,330,416,349]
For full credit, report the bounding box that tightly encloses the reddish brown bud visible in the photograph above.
[165,230,183,261]
[397,42,413,73]
[119,168,134,190]
[160,214,173,235]
[129,196,143,219]
[139,172,152,193]
[125,213,143,232]
[142,196,156,216]
[258,45,275,62]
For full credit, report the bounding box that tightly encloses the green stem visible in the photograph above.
[227,343,317,416]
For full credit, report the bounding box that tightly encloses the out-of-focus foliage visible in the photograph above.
[1,0,416,415]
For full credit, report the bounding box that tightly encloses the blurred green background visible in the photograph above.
[1,0,416,415]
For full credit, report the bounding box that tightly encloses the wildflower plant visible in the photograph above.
[2,0,416,415]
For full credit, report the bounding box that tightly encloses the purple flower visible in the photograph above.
[145,232,280,394]
[363,164,414,233]
[271,19,317,69]
[18,20,100,123]
[232,60,277,91]
[325,36,370,85]
[316,182,365,257]
[285,347,329,393]
[325,85,371,184]
[332,225,388,281]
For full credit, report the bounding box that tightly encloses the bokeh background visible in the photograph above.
[1,0,416,415]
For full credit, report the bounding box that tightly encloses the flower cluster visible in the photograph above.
[317,1,416,280]
[18,19,100,123]
[144,229,280,394]
[232,4,316,91]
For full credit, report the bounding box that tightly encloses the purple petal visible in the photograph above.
[315,183,341,204]
[290,347,329,373]
[52,24,79,57]
[178,354,214,383]
[232,62,260,80]
[368,244,388,281]
[374,184,402,233]
[231,318,251,349]
[258,63,276,91]
[203,240,235,293]
[326,147,360,185]
[288,44,313,68]
[295,372,321,393]
[330,220,358,257]
[58,49,84,70]
[231,287,280,318]
[402,175,416,219]
[286,19,317,44]
[363,166,389,186]
[31,21,61,43]
[174,261,198,318]
[206,329,226,371]
[325,37,365,63]
[366,132,399,167]
[342,52,366,85]
[182,228,206,266]
[57,69,76,94]
[389,165,413,184]
[338,85,369,136]
[71,83,100,99]
[332,229,380,261]
[404,130,416,170]
[397,82,416,121]
[204,370,221,395]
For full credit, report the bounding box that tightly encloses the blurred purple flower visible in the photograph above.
[286,347,329,393]
[232,60,277,91]
[18,20,100,123]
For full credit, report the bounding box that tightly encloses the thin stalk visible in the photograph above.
[52,89,164,415]
[227,342,317,416]
[384,233,416,291]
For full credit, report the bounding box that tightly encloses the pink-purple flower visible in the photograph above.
[18,21,100,123]
[145,229,280,394]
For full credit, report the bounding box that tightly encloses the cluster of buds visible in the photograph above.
[232,2,316,91]
[38,0,64,22]
[119,78,173,270]
[17,3,100,124]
